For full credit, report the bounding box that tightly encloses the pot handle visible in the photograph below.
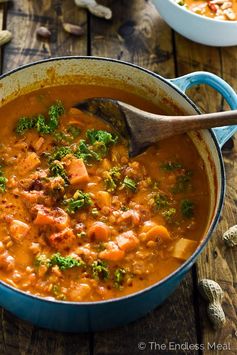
[169,71,237,147]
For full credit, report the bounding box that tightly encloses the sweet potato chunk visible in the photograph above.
[96,191,111,209]
[34,205,69,230]
[49,228,76,250]
[10,220,30,241]
[99,241,125,261]
[172,238,198,261]
[66,158,89,185]
[88,222,110,242]
[116,231,139,252]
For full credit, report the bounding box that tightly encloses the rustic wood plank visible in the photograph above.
[3,0,87,72]
[175,35,237,354]
[90,2,199,354]
[0,1,90,354]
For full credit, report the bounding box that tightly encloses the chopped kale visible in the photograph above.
[15,116,35,135]
[154,193,169,209]
[49,161,69,183]
[64,190,93,214]
[171,170,192,194]
[91,260,109,280]
[15,101,64,135]
[50,253,85,270]
[74,140,100,162]
[123,176,137,192]
[104,166,122,192]
[48,101,64,132]
[49,146,73,162]
[161,161,182,171]
[180,199,194,218]
[67,125,81,138]
[114,268,126,288]
[162,208,176,223]
[0,166,7,193]
[86,129,118,159]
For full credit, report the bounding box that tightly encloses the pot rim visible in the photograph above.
[163,0,237,24]
[0,56,225,306]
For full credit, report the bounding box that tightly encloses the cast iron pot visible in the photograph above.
[0,57,236,332]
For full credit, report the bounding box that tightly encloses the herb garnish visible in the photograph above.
[180,199,194,218]
[171,170,193,194]
[15,101,64,135]
[123,176,137,192]
[104,166,122,192]
[114,268,126,288]
[0,166,7,193]
[91,260,109,280]
[50,253,85,270]
[161,161,182,171]
[64,190,93,214]
[49,161,69,183]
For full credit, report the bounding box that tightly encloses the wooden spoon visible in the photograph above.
[75,98,237,157]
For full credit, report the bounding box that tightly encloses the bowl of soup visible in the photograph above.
[153,0,237,46]
[0,57,236,332]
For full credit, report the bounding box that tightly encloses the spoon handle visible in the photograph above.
[119,103,237,148]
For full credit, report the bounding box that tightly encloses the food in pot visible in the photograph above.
[0,85,210,302]
[176,0,237,21]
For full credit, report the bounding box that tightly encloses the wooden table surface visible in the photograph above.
[0,1,236,354]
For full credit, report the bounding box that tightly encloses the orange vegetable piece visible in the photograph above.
[49,228,76,251]
[10,220,30,241]
[88,222,110,242]
[96,191,111,209]
[172,238,198,261]
[20,152,40,175]
[66,158,89,185]
[116,231,139,252]
[99,241,125,261]
[145,225,171,242]
[34,205,69,231]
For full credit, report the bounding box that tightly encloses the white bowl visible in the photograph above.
[153,0,237,47]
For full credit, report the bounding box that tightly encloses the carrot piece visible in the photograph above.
[99,242,125,261]
[10,220,30,241]
[88,222,110,242]
[49,228,76,251]
[96,191,111,209]
[34,205,69,230]
[116,231,139,252]
[145,225,171,242]
[66,157,89,185]
[172,238,198,261]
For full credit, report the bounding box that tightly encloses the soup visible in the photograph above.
[177,0,237,21]
[0,85,210,302]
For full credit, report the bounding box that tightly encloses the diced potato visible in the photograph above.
[32,137,45,152]
[96,191,111,209]
[20,152,40,175]
[172,238,198,261]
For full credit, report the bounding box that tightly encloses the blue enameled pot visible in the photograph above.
[0,57,236,332]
